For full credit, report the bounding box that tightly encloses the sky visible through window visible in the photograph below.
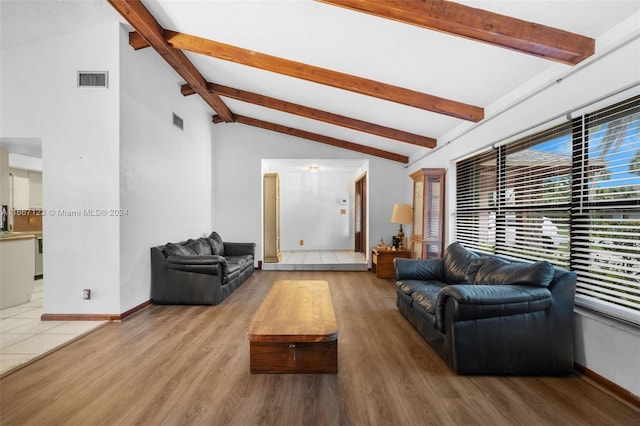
[530,118,640,190]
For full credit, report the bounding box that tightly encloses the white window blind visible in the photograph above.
[456,94,640,325]
[456,149,497,253]
[572,96,640,324]
[498,124,572,267]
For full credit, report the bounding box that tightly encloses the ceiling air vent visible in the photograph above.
[77,71,108,88]
[173,113,184,130]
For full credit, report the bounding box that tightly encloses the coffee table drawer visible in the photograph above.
[250,340,337,374]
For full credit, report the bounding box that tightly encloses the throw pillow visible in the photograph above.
[184,238,212,256]
[207,232,224,255]
[164,242,190,256]
[473,257,554,287]
[165,239,212,256]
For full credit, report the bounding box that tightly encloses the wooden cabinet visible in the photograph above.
[371,248,411,278]
[263,173,282,263]
[410,168,445,260]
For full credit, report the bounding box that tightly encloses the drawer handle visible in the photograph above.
[289,344,296,361]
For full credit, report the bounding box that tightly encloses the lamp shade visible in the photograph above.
[391,203,412,225]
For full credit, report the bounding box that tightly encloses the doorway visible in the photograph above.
[260,159,369,270]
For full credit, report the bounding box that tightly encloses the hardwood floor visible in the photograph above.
[1,271,638,425]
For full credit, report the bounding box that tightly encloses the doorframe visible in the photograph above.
[354,172,367,255]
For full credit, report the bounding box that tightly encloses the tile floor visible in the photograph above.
[262,249,368,271]
[0,280,108,376]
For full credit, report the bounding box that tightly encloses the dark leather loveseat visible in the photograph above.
[151,232,255,305]
[394,242,576,375]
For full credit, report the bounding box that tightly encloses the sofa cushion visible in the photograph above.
[473,257,555,288]
[228,254,254,266]
[443,242,484,284]
[396,280,447,296]
[413,302,437,329]
[224,256,253,284]
[225,262,241,283]
[224,254,253,284]
[207,232,225,256]
[411,289,439,314]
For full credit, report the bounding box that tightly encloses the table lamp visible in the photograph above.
[391,203,412,249]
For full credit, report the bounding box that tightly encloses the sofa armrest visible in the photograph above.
[435,284,551,331]
[223,242,256,257]
[394,258,445,281]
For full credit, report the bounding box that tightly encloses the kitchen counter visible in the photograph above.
[0,232,37,242]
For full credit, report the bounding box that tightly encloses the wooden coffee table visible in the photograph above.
[247,280,338,374]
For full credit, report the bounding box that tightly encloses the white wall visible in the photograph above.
[212,124,411,264]
[1,23,121,315]
[277,169,355,251]
[408,16,640,397]
[0,19,215,316]
[118,27,213,312]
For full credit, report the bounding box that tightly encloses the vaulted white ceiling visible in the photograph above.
[2,0,639,163]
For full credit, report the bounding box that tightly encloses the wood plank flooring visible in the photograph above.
[1,271,638,425]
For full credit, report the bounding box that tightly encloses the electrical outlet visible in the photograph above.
[82,289,91,300]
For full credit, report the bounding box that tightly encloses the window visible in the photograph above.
[456,95,640,325]
[499,124,572,267]
[456,149,497,252]
[572,96,640,324]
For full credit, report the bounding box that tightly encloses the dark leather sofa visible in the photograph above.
[151,232,255,305]
[394,242,576,375]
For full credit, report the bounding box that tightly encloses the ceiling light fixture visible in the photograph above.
[308,165,320,173]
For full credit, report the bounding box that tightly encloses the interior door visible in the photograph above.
[354,173,367,254]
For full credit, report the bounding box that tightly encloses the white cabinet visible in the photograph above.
[0,236,36,309]
[8,170,42,210]
[11,175,30,210]
[29,172,42,208]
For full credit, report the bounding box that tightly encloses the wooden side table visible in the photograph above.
[371,248,412,278]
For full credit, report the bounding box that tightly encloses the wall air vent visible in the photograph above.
[173,113,184,130]
[77,71,108,88]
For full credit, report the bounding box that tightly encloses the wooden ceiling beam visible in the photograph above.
[183,83,436,148]
[128,30,149,50]
[213,114,409,163]
[164,30,483,122]
[108,0,234,122]
[316,0,595,65]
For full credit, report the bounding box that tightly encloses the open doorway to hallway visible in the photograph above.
[261,159,369,271]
